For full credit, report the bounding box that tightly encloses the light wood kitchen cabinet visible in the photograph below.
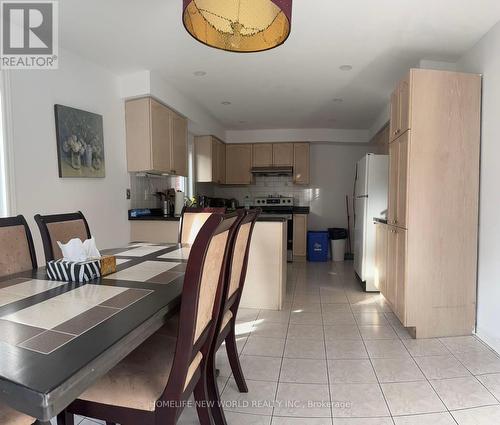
[252,143,273,167]
[225,144,253,184]
[293,143,310,185]
[384,225,407,324]
[374,222,388,294]
[389,73,411,142]
[293,214,308,259]
[217,140,226,184]
[388,131,409,228]
[385,226,397,308]
[395,227,407,324]
[125,97,188,176]
[273,143,294,166]
[194,135,226,184]
[379,68,481,338]
[170,110,188,177]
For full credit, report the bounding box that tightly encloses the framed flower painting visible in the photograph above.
[54,104,105,178]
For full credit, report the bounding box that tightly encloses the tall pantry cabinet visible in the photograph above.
[380,68,481,339]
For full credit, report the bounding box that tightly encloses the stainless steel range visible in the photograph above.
[253,196,294,262]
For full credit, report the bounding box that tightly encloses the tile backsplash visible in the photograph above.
[209,175,316,206]
[130,174,184,209]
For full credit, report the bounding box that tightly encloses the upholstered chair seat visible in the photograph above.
[0,403,34,425]
[79,331,202,412]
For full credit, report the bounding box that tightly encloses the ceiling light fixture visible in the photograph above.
[182,0,293,53]
[339,65,353,71]
[221,101,232,105]
[193,71,207,76]
[333,98,343,102]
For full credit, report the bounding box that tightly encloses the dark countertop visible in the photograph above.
[293,206,310,214]
[128,210,286,223]
[129,215,181,221]
[373,217,388,224]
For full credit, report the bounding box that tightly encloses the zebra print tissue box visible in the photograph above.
[47,259,101,282]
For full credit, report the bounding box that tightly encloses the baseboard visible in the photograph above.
[475,327,500,356]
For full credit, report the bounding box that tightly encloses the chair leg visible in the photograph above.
[225,322,248,393]
[56,411,74,425]
[193,366,214,425]
[207,349,227,425]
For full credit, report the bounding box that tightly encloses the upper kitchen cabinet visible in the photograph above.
[252,143,273,167]
[273,143,294,166]
[125,97,188,176]
[195,135,226,184]
[170,109,188,177]
[389,73,411,142]
[293,143,310,185]
[226,144,253,184]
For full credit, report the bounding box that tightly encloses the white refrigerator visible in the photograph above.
[354,154,389,292]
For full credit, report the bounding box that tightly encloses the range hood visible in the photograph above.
[251,166,293,176]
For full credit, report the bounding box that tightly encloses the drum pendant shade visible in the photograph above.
[182,0,292,52]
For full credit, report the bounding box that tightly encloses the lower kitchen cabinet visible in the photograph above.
[130,220,180,244]
[383,225,407,325]
[293,214,308,259]
[374,221,388,295]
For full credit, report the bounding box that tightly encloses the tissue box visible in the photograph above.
[47,259,101,283]
[100,255,117,276]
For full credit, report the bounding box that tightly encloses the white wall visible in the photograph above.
[7,49,129,262]
[308,143,374,230]
[457,21,500,353]
[225,128,369,144]
[119,70,226,140]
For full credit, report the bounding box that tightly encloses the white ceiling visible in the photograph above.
[60,0,500,130]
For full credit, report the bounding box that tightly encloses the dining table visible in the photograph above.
[0,242,191,424]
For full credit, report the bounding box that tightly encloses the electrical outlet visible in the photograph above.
[126,189,131,200]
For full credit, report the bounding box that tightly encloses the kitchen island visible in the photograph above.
[129,213,288,310]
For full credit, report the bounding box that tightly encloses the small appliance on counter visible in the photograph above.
[174,190,185,216]
[155,191,174,217]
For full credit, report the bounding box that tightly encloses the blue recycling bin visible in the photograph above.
[307,231,330,262]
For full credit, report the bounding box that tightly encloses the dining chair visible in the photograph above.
[0,215,37,278]
[207,208,260,425]
[0,402,35,425]
[57,212,242,425]
[34,211,91,261]
[178,206,226,245]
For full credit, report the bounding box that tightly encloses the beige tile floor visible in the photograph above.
[55,261,500,425]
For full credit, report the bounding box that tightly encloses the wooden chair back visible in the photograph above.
[178,207,226,245]
[34,211,91,261]
[0,215,37,277]
[159,212,241,412]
